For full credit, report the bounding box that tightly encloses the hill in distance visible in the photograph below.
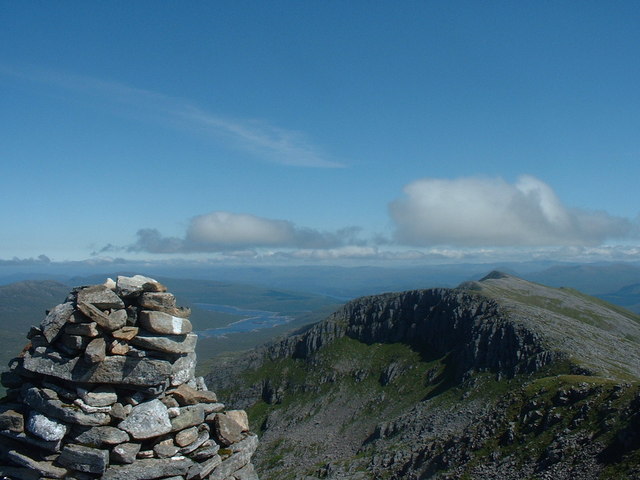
[207,272,640,479]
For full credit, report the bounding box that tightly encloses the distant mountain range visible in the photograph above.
[207,272,640,479]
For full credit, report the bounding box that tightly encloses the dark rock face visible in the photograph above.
[267,288,557,378]
[0,275,259,480]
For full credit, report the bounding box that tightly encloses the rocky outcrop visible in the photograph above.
[0,275,258,480]
[264,288,559,379]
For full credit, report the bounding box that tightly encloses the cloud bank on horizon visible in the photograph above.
[117,175,635,261]
[128,212,363,253]
[390,176,631,247]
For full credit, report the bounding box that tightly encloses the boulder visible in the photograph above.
[170,404,205,432]
[102,457,195,480]
[130,332,197,354]
[77,385,118,407]
[175,426,199,447]
[77,302,125,332]
[212,413,244,447]
[139,310,193,335]
[118,399,172,440]
[64,322,100,337]
[171,383,218,405]
[0,406,24,433]
[139,293,191,318]
[72,426,130,447]
[116,275,166,297]
[110,442,141,464]
[7,450,68,478]
[112,326,139,341]
[40,302,75,343]
[84,337,106,363]
[77,285,125,310]
[58,444,110,474]
[26,411,68,441]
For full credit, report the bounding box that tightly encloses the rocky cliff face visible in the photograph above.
[207,272,640,479]
[266,287,557,378]
[0,275,259,480]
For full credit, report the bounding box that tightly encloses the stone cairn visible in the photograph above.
[0,275,258,480]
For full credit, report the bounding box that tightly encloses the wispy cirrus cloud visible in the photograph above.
[0,64,343,168]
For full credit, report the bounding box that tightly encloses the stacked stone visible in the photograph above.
[0,275,258,480]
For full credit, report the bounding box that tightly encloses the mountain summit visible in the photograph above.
[207,273,640,479]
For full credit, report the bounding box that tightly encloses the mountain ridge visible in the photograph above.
[206,272,640,479]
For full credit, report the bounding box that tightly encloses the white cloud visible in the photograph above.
[187,212,297,248]
[389,175,631,247]
[129,212,363,253]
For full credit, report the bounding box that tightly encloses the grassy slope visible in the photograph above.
[233,337,640,479]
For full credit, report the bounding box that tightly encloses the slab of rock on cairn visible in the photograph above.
[0,275,259,480]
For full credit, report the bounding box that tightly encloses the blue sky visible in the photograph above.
[1,1,639,265]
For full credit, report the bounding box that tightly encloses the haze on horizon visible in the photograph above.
[1,2,639,267]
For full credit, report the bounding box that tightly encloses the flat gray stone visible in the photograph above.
[139,310,193,335]
[187,453,221,480]
[22,348,172,386]
[73,425,130,446]
[64,322,100,337]
[153,438,179,458]
[40,302,75,343]
[170,383,217,405]
[175,426,199,447]
[226,410,249,431]
[116,275,167,297]
[0,405,24,432]
[0,429,62,453]
[171,352,197,386]
[77,285,125,309]
[23,387,110,427]
[110,442,141,464]
[7,449,68,478]
[110,309,129,328]
[118,399,172,440]
[179,425,210,455]
[78,385,118,407]
[190,442,220,461]
[26,410,68,441]
[205,435,258,480]
[58,444,110,474]
[78,301,125,331]
[84,337,106,363]
[59,333,90,352]
[212,413,243,447]
[112,326,139,341]
[102,457,195,480]
[170,404,205,432]
[109,402,127,421]
[130,332,197,354]
[139,293,191,318]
